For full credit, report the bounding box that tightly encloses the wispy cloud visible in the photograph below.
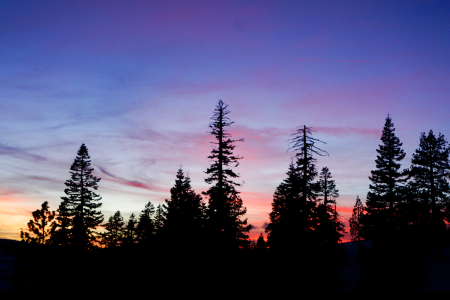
[0,143,46,162]
[96,165,165,192]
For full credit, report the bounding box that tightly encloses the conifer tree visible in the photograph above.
[154,204,166,234]
[267,126,328,249]
[364,115,406,241]
[136,201,155,246]
[256,233,267,250]
[60,144,103,250]
[266,162,301,249]
[349,196,364,243]
[101,210,124,248]
[204,100,250,249]
[122,213,138,246]
[50,199,72,246]
[164,168,206,245]
[316,166,344,245]
[410,130,450,259]
[20,201,56,244]
[288,125,327,242]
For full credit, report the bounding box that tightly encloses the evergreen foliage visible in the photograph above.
[20,201,56,244]
[154,204,166,234]
[364,115,406,241]
[204,100,250,249]
[122,213,138,246]
[349,196,364,242]
[101,210,124,248]
[59,144,103,250]
[137,201,155,246]
[410,130,450,258]
[163,167,206,246]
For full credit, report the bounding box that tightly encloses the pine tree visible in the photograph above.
[20,201,56,244]
[364,115,406,242]
[288,125,327,243]
[267,126,328,248]
[256,233,267,250]
[101,211,124,248]
[349,196,364,243]
[163,168,206,246]
[60,143,104,250]
[136,201,155,246]
[266,162,301,249]
[50,199,72,246]
[204,100,250,249]
[154,204,166,235]
[315,166,344,245]
[122,213,138,246]
[410,130,450,259]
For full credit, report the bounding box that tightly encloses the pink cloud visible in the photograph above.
[97,165,166,193]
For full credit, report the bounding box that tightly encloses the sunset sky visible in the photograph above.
[1,0,450,242]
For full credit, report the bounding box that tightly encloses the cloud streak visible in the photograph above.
[0,143,47,162]
[96,165,166,193]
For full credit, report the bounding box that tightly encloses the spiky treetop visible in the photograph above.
[368,114,406,206]
[61,143,103,249]
[204,99,243,190]
[411,130,450,209]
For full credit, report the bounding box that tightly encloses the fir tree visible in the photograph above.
[154,204,166,235]
[60,144,103,250]
[410,130,450,259]
[50,199,72,246]
[349,196,364,243]
[163,167,206,245]
[288,125,327,243]
[266,162,301,249]
[122,213,138,246]
[256,233,267,250]
[101,210,124,248]
[137,201,155,246]
[204,100,250,249]
[364,115,406,242]
[316,166,344,245]
[20,201,56,244]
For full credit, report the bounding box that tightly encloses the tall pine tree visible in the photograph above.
[410,130,450,259]
[60,144,104,250]
[364,114,406,242]
[204,100,250,249]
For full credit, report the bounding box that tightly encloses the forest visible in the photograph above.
[5,99,450,291]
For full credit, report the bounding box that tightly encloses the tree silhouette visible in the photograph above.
[60,144,103,250]
[154,204,166,235]
[163,167,206,247]
[410,130,450,259]
[364,114,407,242]
[122,213,138,246]
[203,100,250,249]
[266,162,301,249]
[288,125,327,242]
[136,201,155,247]
[50,199,72,246]
[20,201,56,244]
[349,196,364,243]
[315,166,344,245]
[101,210,124,248]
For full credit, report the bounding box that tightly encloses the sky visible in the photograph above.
[1,0,450,242]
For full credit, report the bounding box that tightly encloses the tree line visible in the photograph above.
[17,101,450,290]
